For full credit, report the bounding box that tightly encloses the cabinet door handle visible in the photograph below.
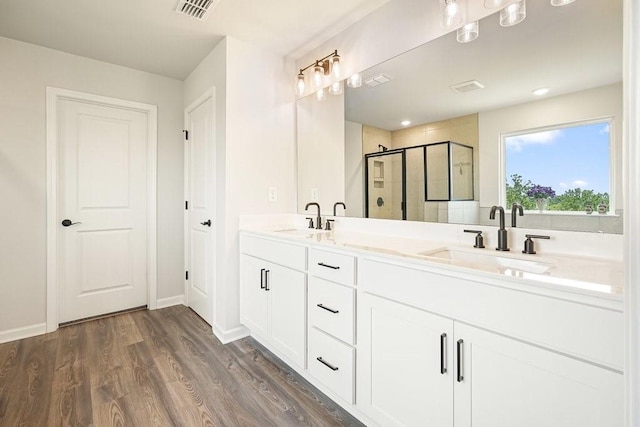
[440,333,447,374]
[317,262,340,270]
[260,268,266,289]
[317,304,339,314]
[316,357,339,371]
[264,270,270,291]
[457,339,464,382]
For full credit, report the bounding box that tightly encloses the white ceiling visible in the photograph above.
[0,0,390,80]
[345,0,623,131]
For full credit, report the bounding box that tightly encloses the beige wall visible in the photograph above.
[0,36,184,334]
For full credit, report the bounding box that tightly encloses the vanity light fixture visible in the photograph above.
[329,81,343,95]
[532,87,549,96]
[500,0,526,27]
[295,50,342,96]
[316,87,326,101]
[457,21,479,43]
[483,0,507,8]
[551,0,576,5]
[440,0,465,29]
[347,73,362,88]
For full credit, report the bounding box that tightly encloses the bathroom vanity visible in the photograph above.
[239,223,623,427]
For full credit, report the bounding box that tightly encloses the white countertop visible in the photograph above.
[241,225,623,301]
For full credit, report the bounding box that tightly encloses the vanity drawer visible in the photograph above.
[240,233,306,271]
[308,277,355,344]
[308,327,355,404]
[308,248,356,285]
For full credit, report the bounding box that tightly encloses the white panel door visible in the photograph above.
[185,93,215,325]
[58,99,149,323]
[454,322,623,427]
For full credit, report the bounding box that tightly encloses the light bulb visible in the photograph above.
[313,63,324,88]
[550,0,575,5]
[316,88,326,101]
[329,81,343,95]
[484,0,507,8]
[457,21,479,43]
[331,54,341,79]
[441,0,464,28]
[347,73,362,88]
[500,0,526,27]
[296,72,305,96]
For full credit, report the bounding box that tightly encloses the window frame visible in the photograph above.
[498,116,616,214]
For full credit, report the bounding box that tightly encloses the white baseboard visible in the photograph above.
[156,295,185,309]
[213,323,250,344]
[0,323,47,344]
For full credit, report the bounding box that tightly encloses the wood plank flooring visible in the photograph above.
[0,306,364,426]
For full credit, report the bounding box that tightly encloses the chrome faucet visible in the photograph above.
[511,202,524,227]
[489,206,509,251]
[305,202,322,230]
[333,202,346,216]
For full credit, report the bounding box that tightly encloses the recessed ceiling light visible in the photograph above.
[401,120,411,126]
[532,88,549,96]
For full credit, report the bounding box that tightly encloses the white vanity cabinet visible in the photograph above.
[358,292,454,426]
[357,257,624,427]
[454,323,623,427]
[306,247,357,403]
[239,234,307,368]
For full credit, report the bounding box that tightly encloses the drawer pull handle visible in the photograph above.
[317,304,339,314]
[318,262,340,270]
[264,270,270,291]
[316,357,339,371]
[260,268,266,289]
[457,339,464,382]
[440,333,447,375]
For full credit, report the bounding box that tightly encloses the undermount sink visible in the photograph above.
[418,248,555,274]
[274,228,330,236]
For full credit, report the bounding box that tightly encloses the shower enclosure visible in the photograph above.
[364,141,474,221]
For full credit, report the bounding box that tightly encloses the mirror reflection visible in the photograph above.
[297,0,623,233]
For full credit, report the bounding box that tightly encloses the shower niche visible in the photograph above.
[365,141,476,223]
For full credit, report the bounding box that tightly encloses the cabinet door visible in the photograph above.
[358,293,454,427]
[269,264,307,368]
[239,254,269,338]
[454,323,623,427]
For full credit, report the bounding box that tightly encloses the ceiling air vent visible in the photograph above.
[364,74,392,87]
[175,0,220,21]
[450,80,485,93]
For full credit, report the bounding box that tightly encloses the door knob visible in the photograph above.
[200,219,212,227]
[61,219,82,227]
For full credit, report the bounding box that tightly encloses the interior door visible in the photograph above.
[185,92,216,325]
[58,99,149,323]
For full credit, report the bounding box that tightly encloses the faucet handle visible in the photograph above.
[305,217,314,229]
[522,234,550,254]
[464,229,485,248]
[325,219,335,231]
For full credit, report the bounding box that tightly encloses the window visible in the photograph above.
[503,119,612,213]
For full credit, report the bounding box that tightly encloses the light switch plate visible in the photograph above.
[268,187,277,202]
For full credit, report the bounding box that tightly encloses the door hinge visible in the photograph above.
[185,201,188,210]
[186,271,189,280]
[183,129,189,140]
